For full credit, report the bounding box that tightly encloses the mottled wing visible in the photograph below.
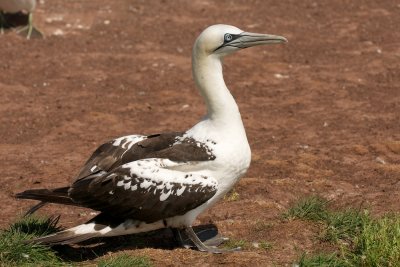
[76,133,183,180]
[69,159,218,223]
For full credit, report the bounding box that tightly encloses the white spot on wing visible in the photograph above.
[124,181,131,190]
[112,135,147,149]
[160,190,172,201]
[118,158,218,202]
[176,185,186,196]
[139,179,152,189]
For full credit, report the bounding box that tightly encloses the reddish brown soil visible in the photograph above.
[1,0,399,266]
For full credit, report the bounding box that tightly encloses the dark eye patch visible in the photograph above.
[224,34,233,42]
[224,33,240,43]
[213,33,243,52]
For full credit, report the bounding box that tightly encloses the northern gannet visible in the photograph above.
[0,0,41,39]
[16,24,287,253]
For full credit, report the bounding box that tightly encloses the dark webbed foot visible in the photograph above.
[172,226,229,248]
[184,227,240,254]
[172,228,191,248]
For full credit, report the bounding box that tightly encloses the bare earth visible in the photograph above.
[0,0,399,266]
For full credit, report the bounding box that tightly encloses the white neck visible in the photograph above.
[192,52,242,124]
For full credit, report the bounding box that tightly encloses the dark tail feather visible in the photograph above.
[23,202,48,217]
[15,187,75,206]
[25,213,128,245]
[25,228,98,245]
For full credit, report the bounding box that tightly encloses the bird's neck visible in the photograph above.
[192,53,241,123]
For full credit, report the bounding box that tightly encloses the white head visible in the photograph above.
[193,24,287,58]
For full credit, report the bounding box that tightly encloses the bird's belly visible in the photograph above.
[168,148,250,228]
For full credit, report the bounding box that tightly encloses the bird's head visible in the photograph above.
[194,24,287,58]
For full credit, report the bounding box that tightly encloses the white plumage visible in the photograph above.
[16,24,287,253]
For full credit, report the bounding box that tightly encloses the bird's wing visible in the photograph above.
[69,158,218,223]
[75,132,184,180]
[17,132,217,217]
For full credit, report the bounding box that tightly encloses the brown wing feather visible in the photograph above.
[17,131,218,221]
[76,132,183,180]
[69,162,217,223]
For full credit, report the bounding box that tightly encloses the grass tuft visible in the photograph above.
[253,220,273,232]
[8,215,62,237]
[97,254,153,267]
[223,239,248,250]
[0,216,64,266]
[284,195,328,221]
[350,215,400,266]
[288,196,400,266]
[258,241,273,250]
[296,252,349,267]
[223,189,240,202]
[322,209,367,243]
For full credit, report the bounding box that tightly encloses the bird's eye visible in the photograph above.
[224,34,233,42]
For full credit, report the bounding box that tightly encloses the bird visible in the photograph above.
[16,24,287,253]
[0,0,41,39]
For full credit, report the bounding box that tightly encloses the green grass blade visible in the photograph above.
[284,195,329,221]
[0,216,64,266]
[97,254,153,267]
[296,252,350,267]
[351,215,400,266]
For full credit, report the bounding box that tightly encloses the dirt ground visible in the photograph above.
[0,0,399,266]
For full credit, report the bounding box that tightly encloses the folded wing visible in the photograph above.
[70,159,218,222]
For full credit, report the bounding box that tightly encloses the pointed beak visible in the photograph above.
[229,32,288,49]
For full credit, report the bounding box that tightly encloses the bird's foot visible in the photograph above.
[15,13,42,39]
[15,24,42,39]
[183,226,240,254]
[172,226,229,248]
[203,235,230,247]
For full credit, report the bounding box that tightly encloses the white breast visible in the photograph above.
[186,118,251,198]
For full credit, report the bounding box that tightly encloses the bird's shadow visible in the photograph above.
[0,12,29,28]
[52,224,219,262]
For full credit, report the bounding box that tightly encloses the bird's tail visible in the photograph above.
[25,213,115,245]
[26,223,103,245]
[26,214,121,245]
[15,187,75,206]
[26,214,166,245]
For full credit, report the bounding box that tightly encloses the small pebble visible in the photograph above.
[274,73,290,79]
[53,29,64,36]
